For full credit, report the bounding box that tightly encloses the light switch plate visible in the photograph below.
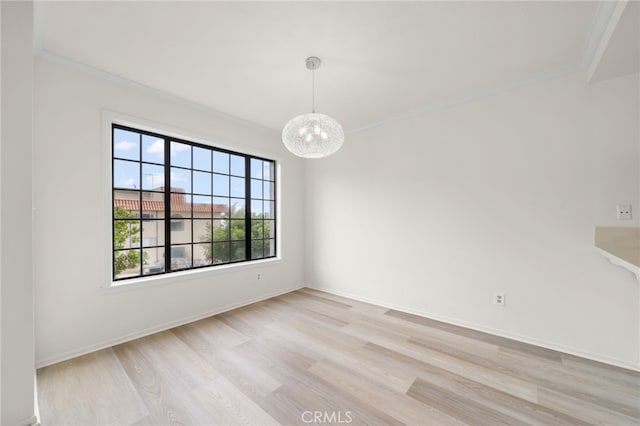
[616,204,632,220]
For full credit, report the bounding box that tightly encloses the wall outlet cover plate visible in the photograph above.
[616,204,632,220]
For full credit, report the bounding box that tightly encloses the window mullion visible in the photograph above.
[138,132,144,274]
[190,148,194,269]
[164,137,171,272]
[245,156,251,260]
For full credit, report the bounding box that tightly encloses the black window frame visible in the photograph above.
[111,123,277,282]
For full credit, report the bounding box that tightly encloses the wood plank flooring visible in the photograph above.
[37,288,640,425]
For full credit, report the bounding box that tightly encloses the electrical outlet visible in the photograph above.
[257,273,261,280]
[617,204,632,220]
[494,292,505,307]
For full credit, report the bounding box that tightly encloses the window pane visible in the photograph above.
[251,179,262,199]
[193,171,211,195]
[265,220,275,239]
[212,219,230,241]
[114,249,141,279]
[213,174,229,196]
[113,129,140,161]
[229,219,245,240]
[142,220,164,247]
[192,195,212,219]
[212,242,230,264]
[251,158,263,179]
[171,194,191,217]
[213,197,229,218]
[230,155,245,177]
[230,198,245,217]
[170,214,184,230]
[114,219,141,249]
[170,245,184,258]
[265,181,275,200]
[193,147,211,172]
[193,243,212,267]
[171,218,192,244]
[268,239,276,257]
[230,176,245,198]
[251,219,263,239]
[142,164,164,191]
[263,181,271,200]
[251,199,263,217]
[142,135,164,164]
[143,247,165,275]
[170,245,192,270]
[114,160,139,189]
[264,201,274,219]
[263,161,274,181]
[113,188,137,203]
[113,198,137,218]
[170,168,191,193]
[194,219,212,243]
[142,190,164,204]
[171,142,191,168]
[213,151,229,174]
[231,241,245,261]
[251,240,264,259]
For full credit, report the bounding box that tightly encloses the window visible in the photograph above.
[170,214,184,231]
[112,124,276,281]
[140,213,156,220]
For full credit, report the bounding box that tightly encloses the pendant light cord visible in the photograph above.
[311,67,316,113]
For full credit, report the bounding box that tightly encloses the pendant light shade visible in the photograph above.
[282,112,344,159]
[282,57,344,159]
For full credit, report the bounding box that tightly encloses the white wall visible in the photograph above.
[1,1,37,424]
[34,55,305,366]
[305,71,640,370]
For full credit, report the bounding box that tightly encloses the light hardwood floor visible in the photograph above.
[37,288,640,425]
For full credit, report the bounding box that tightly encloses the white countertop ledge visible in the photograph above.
[594,227,640,281]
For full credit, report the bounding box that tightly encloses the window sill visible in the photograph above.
[102,257,282,293]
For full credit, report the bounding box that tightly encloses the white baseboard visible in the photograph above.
[35,286,303,368]
[307,285,640,372]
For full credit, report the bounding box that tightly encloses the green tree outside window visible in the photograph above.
[113,206,147,274]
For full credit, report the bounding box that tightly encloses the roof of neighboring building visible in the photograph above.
[114,199,228,214]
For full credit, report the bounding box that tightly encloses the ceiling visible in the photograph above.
[36,1,624,133]
[589,0,639,82]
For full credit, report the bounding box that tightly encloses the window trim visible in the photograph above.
[103,111,282,288]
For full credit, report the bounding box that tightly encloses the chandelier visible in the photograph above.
[282,57,344,159]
